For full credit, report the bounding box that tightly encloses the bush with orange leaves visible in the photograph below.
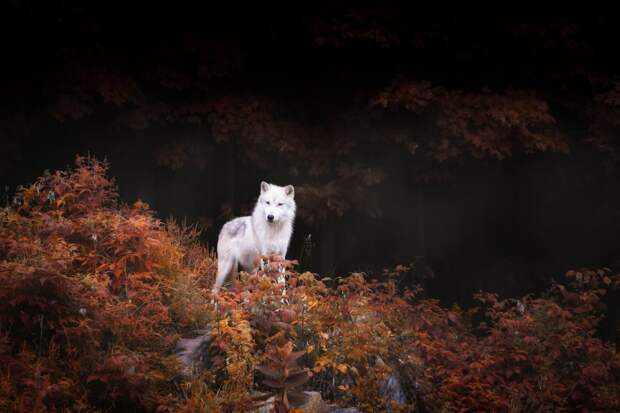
[0,156,216,412]
[1,156,620,412]
[190,257,620,412]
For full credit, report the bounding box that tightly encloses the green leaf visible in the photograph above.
[262,378,284,389]
[286,351,305,368]
[284,370,309,387]
[287,390,311,407]
[256,365,282,380]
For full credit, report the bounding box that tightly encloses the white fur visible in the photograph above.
[212,181,296,292]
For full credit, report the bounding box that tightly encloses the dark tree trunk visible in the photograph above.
[320,215,337,276]
[133,132,155,204]
[417,184,426,257]
[203,145,218,239]
[225,138,236,214]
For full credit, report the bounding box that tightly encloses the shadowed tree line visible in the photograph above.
[1,2,620,308]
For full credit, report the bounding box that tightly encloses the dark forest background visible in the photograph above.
[1,2,620,308]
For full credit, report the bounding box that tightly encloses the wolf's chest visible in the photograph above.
[238,232,284,270]
[261,233,284,254]
[257,226,290,254]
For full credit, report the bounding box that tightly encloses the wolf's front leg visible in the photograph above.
[279,242,290,259]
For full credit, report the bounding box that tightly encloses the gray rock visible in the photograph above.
[252,395,275,413]
[251,391,331,413]
[175,329,211,372]
[381,370,407,405]
[301,391,330,412]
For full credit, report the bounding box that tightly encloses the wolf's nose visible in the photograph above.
[267,214,274,222]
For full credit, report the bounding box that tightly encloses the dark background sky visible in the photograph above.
[1,2,620,307]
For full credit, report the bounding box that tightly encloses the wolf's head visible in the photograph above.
[255,181,296,224]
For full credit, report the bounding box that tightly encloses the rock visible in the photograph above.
[381,370,407,405]
[175,329,211,372]
[301,391,331,412]
[327,372,406,413]
[251,391,331,413]
[252,395,275,413]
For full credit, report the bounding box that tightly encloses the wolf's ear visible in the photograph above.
[284,185,294,198]
[260,181,270,193]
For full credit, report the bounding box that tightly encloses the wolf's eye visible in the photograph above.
[266,201,270,205]
[277,203,283,207]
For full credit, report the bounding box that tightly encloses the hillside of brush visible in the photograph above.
[1,157,619,412]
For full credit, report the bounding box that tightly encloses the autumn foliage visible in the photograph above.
[1,157,619,412]
[0,156,215,412]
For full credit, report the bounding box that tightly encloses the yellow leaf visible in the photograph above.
[336,364,348,374]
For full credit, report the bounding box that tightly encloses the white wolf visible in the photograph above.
[212,181,296,292]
